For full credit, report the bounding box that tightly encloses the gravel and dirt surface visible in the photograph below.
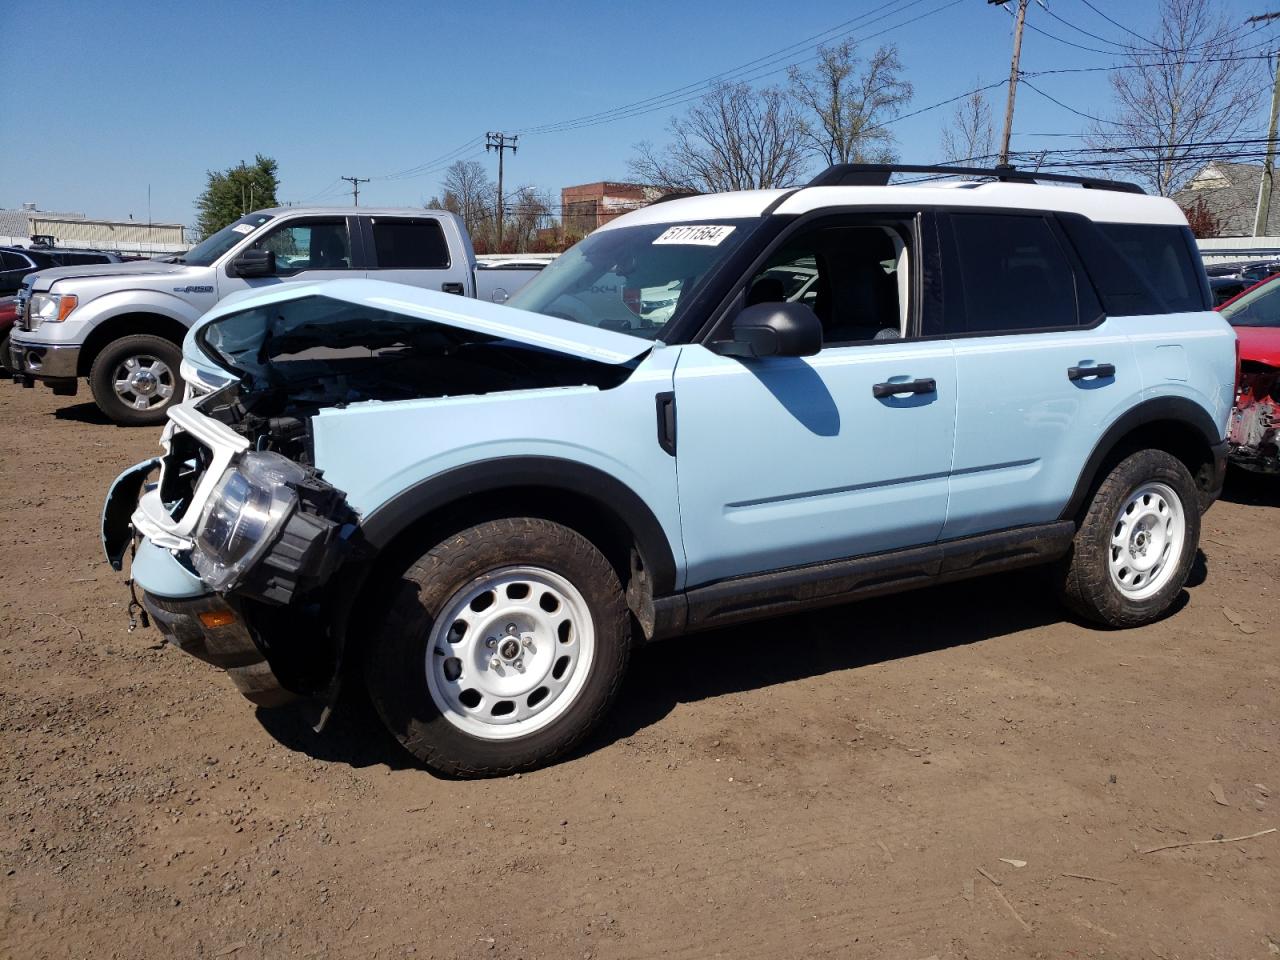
[1,385,1277,960]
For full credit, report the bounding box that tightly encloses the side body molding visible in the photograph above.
[357,456,679,596]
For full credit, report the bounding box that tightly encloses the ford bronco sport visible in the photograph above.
[103,164,1234,777]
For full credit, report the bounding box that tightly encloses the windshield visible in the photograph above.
[178,214,274,266]
[507,220,755,339]
[1220,275,1280,327]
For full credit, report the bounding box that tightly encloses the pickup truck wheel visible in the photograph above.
[89,335,184,426]
[1057,449,1200,628]
[366,518,630,777]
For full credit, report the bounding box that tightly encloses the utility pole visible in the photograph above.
[1250,12,1280,236]
[341,175,370,207]
[991,0,1029,167]
[486,132,518,250]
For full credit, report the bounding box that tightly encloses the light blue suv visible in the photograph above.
[103,164,1235,777]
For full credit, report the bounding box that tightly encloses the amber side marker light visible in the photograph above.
[198,609,237,628]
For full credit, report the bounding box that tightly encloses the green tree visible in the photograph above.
[195,155,280,239]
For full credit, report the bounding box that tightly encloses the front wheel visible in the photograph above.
[88,334,184,426]
[1057,449,1201,627]
[366,518,630,777]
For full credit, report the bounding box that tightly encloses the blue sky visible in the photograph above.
[3,0,1275,228]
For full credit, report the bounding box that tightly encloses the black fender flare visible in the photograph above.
[1059,395,1225,521]
[356,455,679,595]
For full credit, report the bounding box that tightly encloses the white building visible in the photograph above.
[0,203,187,255]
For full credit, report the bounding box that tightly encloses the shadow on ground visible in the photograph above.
[255,550,1212,774]
[53,400,115,426]
[1221,465,1280,508]
[265,566,1090,774]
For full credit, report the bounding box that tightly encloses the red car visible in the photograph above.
[0,295,16,375]
[1218,275,1280,473]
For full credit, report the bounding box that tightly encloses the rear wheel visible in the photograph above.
[365,518,630,777]
[1057,449,1200,627]
[89,334,184,426]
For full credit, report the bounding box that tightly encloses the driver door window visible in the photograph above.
[740,222,911,346]
[256,219,352,274]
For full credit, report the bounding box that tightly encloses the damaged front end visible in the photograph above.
[1229,361,1280,473]
[116,383,363,705]
[106,281,653,706]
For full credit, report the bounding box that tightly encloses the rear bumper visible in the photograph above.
[9,336,80,383]
[140,591,295,707]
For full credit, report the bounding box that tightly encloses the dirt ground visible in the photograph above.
[0,385,1276,960]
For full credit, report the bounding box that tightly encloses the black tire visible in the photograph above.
[0,329,10,375]
[88,334,185,426]
[1057,449,1201,627]
[365,518,630,777]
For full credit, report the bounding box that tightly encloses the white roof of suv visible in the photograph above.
[602,176,1185,231]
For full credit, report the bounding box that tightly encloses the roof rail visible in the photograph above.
[806,163,1144,195]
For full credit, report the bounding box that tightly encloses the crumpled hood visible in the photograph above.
[187,277,656,370]
[26,259,189,289]
[1236,325,1280,368]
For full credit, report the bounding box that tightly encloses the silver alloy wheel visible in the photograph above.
[425,565,596,740]
[1108,481,1186,601]
[112,354,176,411]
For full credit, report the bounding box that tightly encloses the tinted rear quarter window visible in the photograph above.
[946,213,1079,334]
[371,218,450,270]
[1097,224,1204,313]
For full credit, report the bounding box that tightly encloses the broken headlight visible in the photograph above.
[191,452,309,591]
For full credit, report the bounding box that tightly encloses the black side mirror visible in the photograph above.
[717,301,822,358]
[232,249,275,277]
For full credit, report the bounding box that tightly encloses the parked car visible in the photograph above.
[9,208,543,425]
[1209,275,1251,306]
[0,246,124,295]
[1217,274,1280,473]
[0,296,17,374]
[104,164,1234,777]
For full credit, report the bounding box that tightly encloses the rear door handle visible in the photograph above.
[1067,363,1115,381]
[441,281,465,295]
[872,378,936,399]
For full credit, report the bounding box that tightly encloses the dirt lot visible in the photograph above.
[1,385,1277,960]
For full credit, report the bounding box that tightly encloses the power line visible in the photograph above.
[514,0,930,135]
[518,0,963,136]
[1039,4,1155,55]
[1075,0,1158,49]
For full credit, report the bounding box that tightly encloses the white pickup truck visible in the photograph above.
[9,207,545,424]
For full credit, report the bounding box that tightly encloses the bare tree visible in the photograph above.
[1087,0,1262,196]
[426,160,496,244]
[788,40,913,165]
[629,81,808,192]
[504,186,554,252]
[940,81,996,165]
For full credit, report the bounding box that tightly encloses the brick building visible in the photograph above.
[560,182,667,237]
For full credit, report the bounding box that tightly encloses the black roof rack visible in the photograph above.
[807,163,1144,195]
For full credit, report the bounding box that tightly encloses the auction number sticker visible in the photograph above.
[653,224,736,246]
[231,223,257,235]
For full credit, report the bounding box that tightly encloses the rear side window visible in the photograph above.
[1096,224,1205,314]
[371,218,450,270]
[945,214,1079,334]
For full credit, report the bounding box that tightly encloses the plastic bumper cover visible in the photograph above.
[140,591,295,707]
